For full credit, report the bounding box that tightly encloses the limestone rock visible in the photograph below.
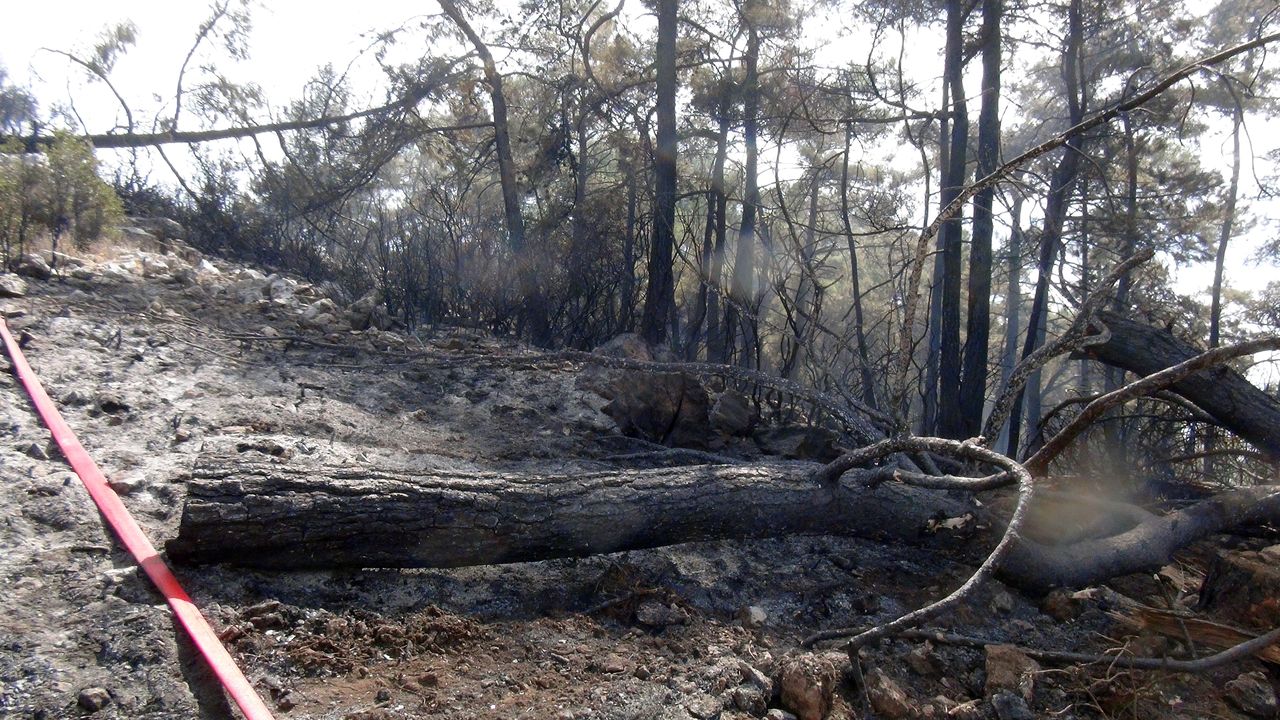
[866,667,915,719]
[732,684,768,715]
[990,690,1034,720]
[737,605,767,630]
[753,425,840,461]
[119,226,157,246]
[0,273,27,298]
[108,472,148,496]
[77,687,111,711]
[303,298,339,321]
[778,653,839,720]
[634,598,689,627]
[267,275,296,304]
[346,289,390,331]
[906,641,941,676]
[1226,671,1278,718]
[602,372,712,449]
[126,215,186,239]
[14,253,52,280]
[711,391,755,437]
[685,694,722,719]
[594,333,654,361]
[228,278,268,305]
[984,644,1039,704]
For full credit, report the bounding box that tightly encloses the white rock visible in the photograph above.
[0,273,28,298]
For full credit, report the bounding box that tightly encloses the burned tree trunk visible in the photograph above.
[167,453,967,569]
[1087,311,1280,460]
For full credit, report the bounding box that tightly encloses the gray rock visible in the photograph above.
[108,472,148,495]
[126,216,186,239]
[866,667,915,719]
[14,253,51,280]
[1226,671,1278,718]
[684,694,721,719]
[635,598,689,627]
[732,684,768,715]
[594,333,654,361]
[0,273,27,298]
[77,687,111,711]
[753,425,840,461]
[990,589,1016,614]
[119,226,158,245]
[906,640,941,676]
[267,275,295,304]
[737,605,767,630]
[139,254,171,278]
[711,391,755,436]
[302,298,339,322]
[602,372,713,449]
[991,690,1035,720]
[346,289,389,330]
[227,278,268,304]
[765,710,798,720]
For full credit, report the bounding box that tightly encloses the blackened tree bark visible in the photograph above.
[1086,311,1280,461]
[705,113,731,363]
[1210,88,1243,350]
[1007,0,1085,457]
[640,0,679,346]
[958,0,1002,438]
[437,0,550,344]
[686,112,730,360]
[997,187,1024,455]
[728,22,761,368]
[620,148,639,332]
[841,123,878,410]
[935,0,971,439]
[169,454,967,569]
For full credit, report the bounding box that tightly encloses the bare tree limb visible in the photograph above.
[872,626,1280,672]
[2,97,490,151]
[1025,335,1280,475]
[804,436,1035,650]
[893,32,1280,422]
[980,248,1153,444]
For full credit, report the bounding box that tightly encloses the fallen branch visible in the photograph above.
[167,449,970,568]
[855,626,1280,672]
[999,485,1280,591]
[1027,334,1280,474]
[803,437,1035,650]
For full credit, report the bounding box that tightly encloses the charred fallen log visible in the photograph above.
[166,452,969,569]
[1085,311,1280,460]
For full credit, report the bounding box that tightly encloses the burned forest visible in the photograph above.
[3,0,1280,718]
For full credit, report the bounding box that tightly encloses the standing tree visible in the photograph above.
[640,0,679,345]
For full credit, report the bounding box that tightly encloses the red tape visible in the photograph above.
[1,318,274,720]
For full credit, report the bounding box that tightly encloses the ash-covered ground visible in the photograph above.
[0,240,1268,719]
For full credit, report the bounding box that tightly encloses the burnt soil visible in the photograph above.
[0,243,1272,719]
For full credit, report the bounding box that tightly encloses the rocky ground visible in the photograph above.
[1,236,1277,719]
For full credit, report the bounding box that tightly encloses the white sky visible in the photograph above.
[2,0,1277,312]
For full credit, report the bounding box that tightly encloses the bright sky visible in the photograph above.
[2,1,1277,317]
[0,1,427,130]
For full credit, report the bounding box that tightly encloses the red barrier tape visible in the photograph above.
[0,318,275,720]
